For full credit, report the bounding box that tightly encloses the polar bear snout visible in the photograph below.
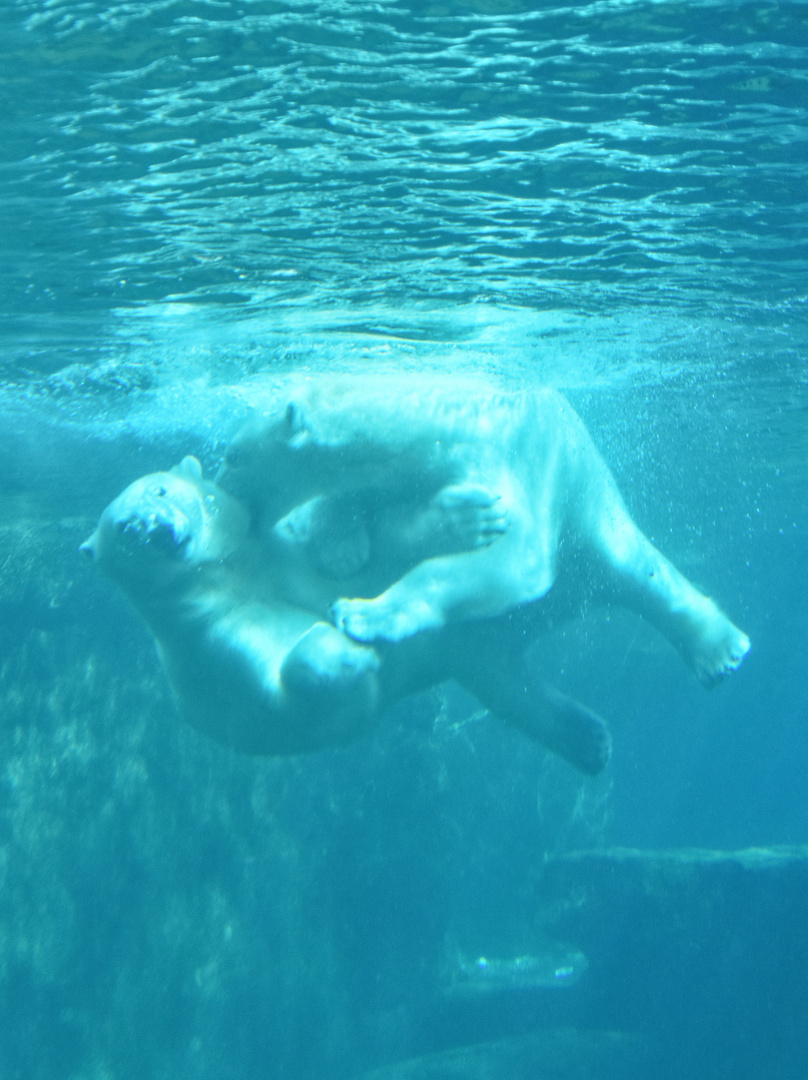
[117,509,192,554]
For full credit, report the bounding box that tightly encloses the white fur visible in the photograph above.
[220,377,750,686]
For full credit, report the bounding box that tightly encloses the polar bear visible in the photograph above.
[80,457,380,754]
[218,374,750,688]
[81,457,611,773]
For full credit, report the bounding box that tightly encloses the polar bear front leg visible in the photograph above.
[281,621,381,700]
[279,622,382,744]
[331,537,554,644]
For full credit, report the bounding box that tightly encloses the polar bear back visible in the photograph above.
[219,376,599,530]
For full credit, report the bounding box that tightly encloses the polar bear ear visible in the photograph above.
[284,401,310,448]
[173,456,203,482]
[285,401,306,438]
[79,532,98,559]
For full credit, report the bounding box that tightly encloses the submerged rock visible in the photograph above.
[361,848,808,1080]
[534,846,808,1075]
[356,1029,638,1080]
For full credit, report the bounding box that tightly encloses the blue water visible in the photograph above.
[1,1,807,1078]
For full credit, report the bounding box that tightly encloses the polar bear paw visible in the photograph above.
[688,606,751,688]
[281,622,380,697]
[543,687,613,776]
[429,484,507,551]
[331,596,439,644]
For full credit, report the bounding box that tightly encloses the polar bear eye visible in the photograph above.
[155,486,167,498]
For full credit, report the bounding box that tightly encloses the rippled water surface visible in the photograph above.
[3,0,808,379]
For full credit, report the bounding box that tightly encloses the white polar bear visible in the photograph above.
[219,374,750,688]
[80,456,392,755]
[81,457,611,773]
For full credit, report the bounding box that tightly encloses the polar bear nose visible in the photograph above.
[113,510,190,552]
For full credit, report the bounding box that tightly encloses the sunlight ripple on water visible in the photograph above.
[2,0,807,343]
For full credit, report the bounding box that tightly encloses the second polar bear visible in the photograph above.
[219,375,750,687]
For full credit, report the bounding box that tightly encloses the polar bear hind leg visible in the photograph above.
[583,486,750,685]
[455,642,612,775]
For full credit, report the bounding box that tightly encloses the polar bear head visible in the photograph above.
[81,456,249,590]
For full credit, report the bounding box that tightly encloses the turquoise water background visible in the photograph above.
[1,2,807,1078]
